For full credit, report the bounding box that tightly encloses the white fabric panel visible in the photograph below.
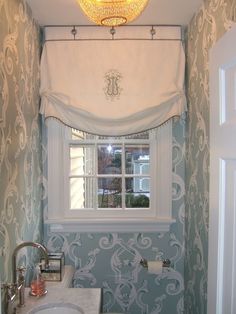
[40,38,186,135]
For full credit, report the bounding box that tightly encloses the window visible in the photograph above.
[45,119,175,232]
[69,130,150,212]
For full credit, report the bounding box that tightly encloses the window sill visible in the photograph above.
[44,218,176,233]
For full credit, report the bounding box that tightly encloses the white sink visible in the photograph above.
[28,302,84,314]
[15,288,101,314]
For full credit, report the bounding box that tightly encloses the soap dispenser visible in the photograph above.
[30,263,47,296]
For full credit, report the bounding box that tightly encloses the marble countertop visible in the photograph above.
[15,287,101,314]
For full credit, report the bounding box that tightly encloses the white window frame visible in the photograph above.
[45,119,175,233]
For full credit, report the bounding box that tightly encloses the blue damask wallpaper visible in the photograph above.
[1,0,236,312]
[185,0,236,313]
[0,0,41,285]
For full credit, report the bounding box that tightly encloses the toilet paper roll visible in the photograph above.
[148,261,163,275]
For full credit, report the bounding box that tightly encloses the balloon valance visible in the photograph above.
[40,34,186,135]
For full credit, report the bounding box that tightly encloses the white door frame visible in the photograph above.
[208,24,236,314]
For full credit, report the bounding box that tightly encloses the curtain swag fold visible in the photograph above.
[40,39,186,136]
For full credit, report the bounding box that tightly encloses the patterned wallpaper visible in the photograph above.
[185,0,236,313]
[0,0,41,287]
[3,0,235,312]
[0,0,187,311]
[44,119,186,314]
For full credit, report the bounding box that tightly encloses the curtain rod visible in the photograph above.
[43,24,182,28]
[43,24,183,42]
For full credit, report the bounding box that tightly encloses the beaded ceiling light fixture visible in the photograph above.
[76,0,149,27]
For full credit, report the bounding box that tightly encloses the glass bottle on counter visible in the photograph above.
[30,263,47,296]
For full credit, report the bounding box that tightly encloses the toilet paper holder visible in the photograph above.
[140,258,171,269]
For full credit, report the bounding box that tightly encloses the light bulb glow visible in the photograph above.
[107,144,113,153]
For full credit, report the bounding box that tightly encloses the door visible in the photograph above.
[208,25,236,314]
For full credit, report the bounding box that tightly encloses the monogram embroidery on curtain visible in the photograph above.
[104,69,122,101]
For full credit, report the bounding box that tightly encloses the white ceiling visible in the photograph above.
[26,0,203,27]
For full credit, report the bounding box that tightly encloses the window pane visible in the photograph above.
[70,146,95,175]
[125,178,150,208]
[125,145,150,175]
[98,177,122,208]
[126,177,150,193]
[70,177,95,209]
[98,145,122,175]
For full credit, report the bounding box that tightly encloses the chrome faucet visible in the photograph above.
[11,242,49,307]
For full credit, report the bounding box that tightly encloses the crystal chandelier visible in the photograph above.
[76,0,149,27]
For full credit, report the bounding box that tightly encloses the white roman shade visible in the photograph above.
[40,28,186,136]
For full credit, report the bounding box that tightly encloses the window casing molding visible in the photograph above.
[45,119,175,232]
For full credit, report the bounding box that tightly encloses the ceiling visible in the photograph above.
[26,0,203,27]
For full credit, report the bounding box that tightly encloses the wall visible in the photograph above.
[185,0,236,313]
[0,0,41,286]
[3,0,230,311]
[44,119,186,314]
[0,1,186,311]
